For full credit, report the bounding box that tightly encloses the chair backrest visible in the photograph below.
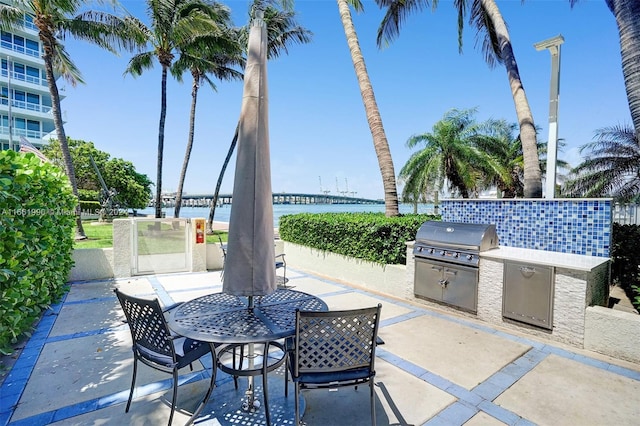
[293,304,382,376]
[114,289,176,363]
[217,235,227,258]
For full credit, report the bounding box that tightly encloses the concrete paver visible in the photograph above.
[495,354,640,426]
[1,269,639,426]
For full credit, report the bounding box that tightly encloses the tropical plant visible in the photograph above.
[561,1,640,202]
[589,0,640,133]
[0,0,144,238]
[206,1,312,233]
[42,138,153,209]
[337,0,399,216]
[398,108,508,198]
[563,126,640,202]
[172,16,244,218]
[125,0,232,218]
[472,119,523,198]
[376,0,543,198]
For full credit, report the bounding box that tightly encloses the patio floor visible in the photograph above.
[1,268,639,425]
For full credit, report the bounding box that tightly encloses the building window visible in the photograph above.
[13,62,24,77]
[27,93,39,105]
[27,120,40,132]
[25,38,39,55]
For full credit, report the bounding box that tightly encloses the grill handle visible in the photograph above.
[439,279,448,288]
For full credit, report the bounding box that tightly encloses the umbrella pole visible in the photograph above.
[242,296,258,411]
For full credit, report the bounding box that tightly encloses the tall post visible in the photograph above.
[7,55,13,151]
[534,35,564,199]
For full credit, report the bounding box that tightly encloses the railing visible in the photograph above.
[0,126,44,140]
[0,40,40,59]
[0,98,51,114]
[613,203,640,225]
[1,69,47,87]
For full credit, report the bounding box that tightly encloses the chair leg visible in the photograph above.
[187,346,218,426]
[370,380,376,426]
[294,382,300,426]
[126,357,138,413]
[168,369,178,426]
[284,353,288,398]
[263,342,271,425]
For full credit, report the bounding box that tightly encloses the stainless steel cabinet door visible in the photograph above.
[503,262,554,329]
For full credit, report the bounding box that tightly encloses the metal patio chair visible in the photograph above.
[219,234,287,286]
[114,289,217,426]
[286,304,382,425]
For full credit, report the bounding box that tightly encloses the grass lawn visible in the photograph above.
[74,221,227,249]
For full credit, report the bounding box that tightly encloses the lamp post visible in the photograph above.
[6,55,14,151]
[534,35,564,199]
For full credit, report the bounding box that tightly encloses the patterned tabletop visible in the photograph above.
[168,289,328,344]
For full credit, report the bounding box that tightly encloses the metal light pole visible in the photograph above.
[6,55,14,151]
[534,35,564,199]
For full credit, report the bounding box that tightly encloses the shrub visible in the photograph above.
[80,200,101,214]
[0,151,77,354]
[611,223,640,311]
[279,212,439,265]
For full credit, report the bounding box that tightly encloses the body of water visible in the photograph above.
[137,203,437,227]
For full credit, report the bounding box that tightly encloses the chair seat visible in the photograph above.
[136,338,211,369]
[291,365,374,384]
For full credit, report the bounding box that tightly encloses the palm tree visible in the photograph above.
[206,1,312,233]
[472,119,522,198]
[598,0,640,133]
[172,25,244,218]
[337,0,399,216]
[564,126,640,202]
[125,0,230,218]
[0,0,144,238]
[562,1,639,202]
[376,0,543,198]
[399,108,507,198]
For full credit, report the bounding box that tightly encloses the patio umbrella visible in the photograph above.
[223,9,276,299]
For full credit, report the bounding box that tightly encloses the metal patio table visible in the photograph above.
[168,288,328,425]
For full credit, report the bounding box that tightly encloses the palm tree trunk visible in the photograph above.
[606,0,640,133]
[337,0,399,216]
[482,0,542,198]
[41,36,86,239]
[174,75,200,218]
[207,124,239,234]
[155,66,169,218]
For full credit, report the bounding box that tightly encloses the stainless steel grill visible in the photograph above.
[413,221,498,313]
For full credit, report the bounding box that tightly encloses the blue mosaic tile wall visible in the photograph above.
[441,199,611,257]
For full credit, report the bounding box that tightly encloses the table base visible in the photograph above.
[196,372,305,426]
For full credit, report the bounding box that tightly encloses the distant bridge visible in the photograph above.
[157,192,384,208]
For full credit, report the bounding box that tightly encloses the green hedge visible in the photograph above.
[0,151,77,354]
[279,212,439,265]
[611,223,640,310]
[80,200,101,214]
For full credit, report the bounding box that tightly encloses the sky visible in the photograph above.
[60,0,629,201]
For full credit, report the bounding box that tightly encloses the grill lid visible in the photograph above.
[415,221,498,252]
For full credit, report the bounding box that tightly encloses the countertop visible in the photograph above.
[480,246,610,271]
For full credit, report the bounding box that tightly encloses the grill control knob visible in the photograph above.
[417,247,423,252]
[440,250,445,256]
[453,253,459,258]
[466,254,473,260]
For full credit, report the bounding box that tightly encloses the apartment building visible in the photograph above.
[0,1,59,152]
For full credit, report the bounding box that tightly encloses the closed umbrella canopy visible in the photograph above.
[223,9,276,297]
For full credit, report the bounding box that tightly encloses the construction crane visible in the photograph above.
[319,176,330,195]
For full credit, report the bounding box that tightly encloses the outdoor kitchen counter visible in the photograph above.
[476,246,611,347]
[480,246,610,271]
